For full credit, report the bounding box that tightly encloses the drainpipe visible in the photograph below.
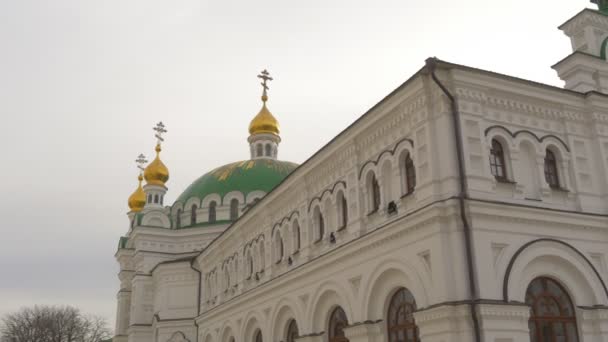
[190,258,202,342]
[425,57,482,342]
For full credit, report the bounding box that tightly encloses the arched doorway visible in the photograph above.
[526,277,579,342]
[387,287,419,342]
[328,306,349,342]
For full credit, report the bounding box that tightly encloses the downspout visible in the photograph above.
[190,258,202,342]
[425,57,482,342]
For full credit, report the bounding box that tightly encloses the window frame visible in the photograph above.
[544,149,560,189]
[489,139,508,182]
[526,277,579,342]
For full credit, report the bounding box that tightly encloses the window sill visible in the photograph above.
[337,224,347,232]
[550,186,569,193]
[314,238,323,245]
[495,177,516,184]
[400,190,415,199]
[367,209,379,217]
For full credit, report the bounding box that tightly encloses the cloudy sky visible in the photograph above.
[0,0,589,329]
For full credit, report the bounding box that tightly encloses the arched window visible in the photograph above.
[366,172,381,214]
[337,191,348,229]
[286,320,299,342]
[230,199,239,220]
[209,201,217,223]
[403,154,416,194]
[313,206,324,242]
[292,221,301,253]
[191,204,198,225]
[160,195,164,205]
[154,194,159,204]
[224,266,230,290]
[176,209,182,228]
[274,231,284,263]
[265,144,272,157]
[489,139,507,181]
[254,330,263,342]
[544,149,560,188]
[147,194,152,204]
[258,241,266,272]
[328,306,349,342]
[387,288,419,342]
[246,251,253,279]
[256,144,263,157]
[526,277,578,342]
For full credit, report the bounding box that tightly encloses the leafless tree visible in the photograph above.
[0,306,111,342]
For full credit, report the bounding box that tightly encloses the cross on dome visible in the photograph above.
[257,69,273,101]
[153,121,167,144]
[136,154,148,172]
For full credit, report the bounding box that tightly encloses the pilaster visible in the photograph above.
[580,308,608,342]
[477,303,531,342]
[413,304,475,342]
[343,321,384,342]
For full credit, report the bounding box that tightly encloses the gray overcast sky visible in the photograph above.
[0,0,588,328]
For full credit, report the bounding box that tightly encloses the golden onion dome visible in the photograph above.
[248,95,280,136]
[144,144,169,186]
[128,174,146,212]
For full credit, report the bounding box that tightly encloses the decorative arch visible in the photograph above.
[502,239,608,305]
[168,331,190,342]
[201,193,222,208]
[307,181,347,212]
[361,259,430,320]
[241,310,265,342]
[269,299,304,342]
[484,125,570,152]
[223,191,245,206]
[357,137,415,179]
[219,323,236,342]
[306,281,355,333]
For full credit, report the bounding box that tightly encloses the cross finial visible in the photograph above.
[135,154,148,172]
[153,121,167,144]
[257,69,273,102]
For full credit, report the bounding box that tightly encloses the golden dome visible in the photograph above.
[144,144,169,186]
[128,174,146,212]
[249,95,280,136]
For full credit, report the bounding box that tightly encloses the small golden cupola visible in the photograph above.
[144,122,170,187]
[128,154,148,212]
[248,70,282,160]
[143,122,169,210]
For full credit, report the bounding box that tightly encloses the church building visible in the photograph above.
[114,3,608,342]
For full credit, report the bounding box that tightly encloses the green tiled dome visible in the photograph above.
[175,159,298,204]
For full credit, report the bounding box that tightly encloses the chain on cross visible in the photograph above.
[257,69,273,99]
[135,154,148,172]
[153,121,167,143]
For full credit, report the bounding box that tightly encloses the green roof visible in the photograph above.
[174,159,298,205]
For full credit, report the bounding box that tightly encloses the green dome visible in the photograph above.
[175,159,298,205]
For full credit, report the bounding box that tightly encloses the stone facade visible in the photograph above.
[114,5,608,342]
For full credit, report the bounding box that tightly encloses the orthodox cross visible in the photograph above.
[135,154,148,172]
[257,69,273,99]
[153,121,167,143]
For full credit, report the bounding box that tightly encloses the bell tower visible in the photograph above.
[553,1,608,92]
